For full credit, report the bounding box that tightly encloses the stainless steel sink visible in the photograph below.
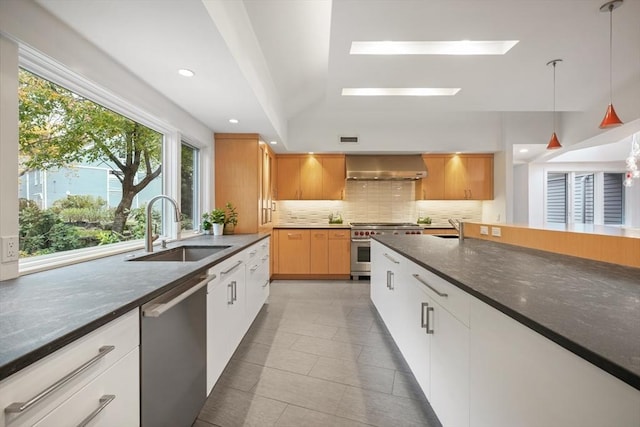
[128,245,231,262]
[432,234,460,239]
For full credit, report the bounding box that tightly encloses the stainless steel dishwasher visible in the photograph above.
[140,272,214,427]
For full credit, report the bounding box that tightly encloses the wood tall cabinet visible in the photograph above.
[275,154,345,200]
[417,154,493,200]
[214,133,275,233]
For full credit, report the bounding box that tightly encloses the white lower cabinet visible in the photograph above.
[372,243,640,427]
[206,238,271,395]
[0,309,139,427]
[33,348,139,427]
[469,298,640,427]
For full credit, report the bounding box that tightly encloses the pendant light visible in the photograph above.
[599,0,624,128]
[546,59,562,150]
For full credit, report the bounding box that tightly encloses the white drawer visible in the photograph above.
[407,263,470,327]
[0,309,138,427]
[33,348,139,427]
[207,252,245,291]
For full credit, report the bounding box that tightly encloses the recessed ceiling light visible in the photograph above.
[519,148,529,153]
[178,68,195,77]
[270,141,278,145]
[229,119,239,124]
[342,88,460,96]
[350,40,519,55]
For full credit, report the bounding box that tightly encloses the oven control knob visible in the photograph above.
[365,231,370,236]
[405,231,410,234]
[370,231,375,235]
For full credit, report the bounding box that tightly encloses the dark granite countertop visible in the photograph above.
[0,233,269,381]
[373,234,640,390]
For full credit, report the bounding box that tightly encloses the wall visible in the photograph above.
[274,181,483,226]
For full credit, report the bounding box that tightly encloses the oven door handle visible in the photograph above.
[351,239,369,243]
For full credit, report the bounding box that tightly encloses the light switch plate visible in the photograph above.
[1,236,19,262]
[480,226,489,235]
[491,227,502,237]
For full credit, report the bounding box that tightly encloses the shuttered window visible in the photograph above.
[547,173,567,223]
[573,173,594,224]
[603,173,625,224]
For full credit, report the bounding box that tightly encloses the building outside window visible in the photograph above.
[181,142,199,231]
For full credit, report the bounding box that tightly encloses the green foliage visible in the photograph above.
[224,202,238,226]
[96,230,125,245]
[209,208,226,224]
[18,200,82,256]
[53,195,107,210]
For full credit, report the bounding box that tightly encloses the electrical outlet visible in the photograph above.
[480,226,489,235]
[491,227,502,237]
[1,236,19,262]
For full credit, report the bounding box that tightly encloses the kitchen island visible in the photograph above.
[372,234,640,427]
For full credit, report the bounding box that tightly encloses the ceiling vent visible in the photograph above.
[339,136,359,144]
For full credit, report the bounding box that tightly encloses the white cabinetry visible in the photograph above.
[469,298,640,427]
[206,238,271,395]
[370,241,404,338]
[0,309,139,427]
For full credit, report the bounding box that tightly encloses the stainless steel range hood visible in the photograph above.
[346,155,427,180]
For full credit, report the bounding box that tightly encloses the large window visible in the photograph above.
[18,69,163,257]
[181,142,199,231]
[546,172,625,225]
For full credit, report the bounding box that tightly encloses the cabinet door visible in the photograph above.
[276,229,310,274]
[300,156,322,200]
[397,275,432,400]
[276,157,300,200]
[327,230,350,274]
[322,156,346,200]
[444,155,468,199]
[419,156,446,200]
[309,230,329,274]
[466,156,493,200]
[430,301,470,427]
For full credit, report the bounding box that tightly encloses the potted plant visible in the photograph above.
[223,202,238,234]
[209,208,226,236]
[201,213,213,234]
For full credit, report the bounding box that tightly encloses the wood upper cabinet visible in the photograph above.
[417,154,493,200]
[215,133,275,233]
[275,154,345,200]
[416,155,446,200]
[444,154,493,200]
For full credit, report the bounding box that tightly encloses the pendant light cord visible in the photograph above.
[609,4,613,104]
[553,61,557,132]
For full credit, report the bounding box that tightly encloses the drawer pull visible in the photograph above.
[421,302,429,328]
[5,346,115,414]
[262,280,269,288]
[221,260,243,275]
[249,250,258,256]
[412,274,448,298]
[250,264,259,272]
[76,394,115,427]
[383,253,400,264]
[261,255,269,262]
[287,233,302,239]
[426,305,435,334]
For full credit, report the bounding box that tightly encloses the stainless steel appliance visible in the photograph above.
[141,273,211,427]
[350,223,422,279]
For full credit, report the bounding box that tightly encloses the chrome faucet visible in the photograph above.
[448,218,464,241]
[146,195,181,252]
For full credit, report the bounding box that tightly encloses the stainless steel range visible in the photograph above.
[350,222,422,279]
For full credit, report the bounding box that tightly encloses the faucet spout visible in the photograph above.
[146,195,181,252]
[448,218,464,242]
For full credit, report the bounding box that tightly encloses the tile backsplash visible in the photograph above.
[273,181,482,226]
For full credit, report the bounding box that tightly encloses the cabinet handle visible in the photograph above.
[250,264,259,272]
[261,255,269,262]
[76,394,116,427]
[426,305,435,335]
[386,270,394,290]
[143,273,215,318]
[412,274,448,298]
[227,282,234,305]
[287,233,303,240]
[249,250,258,256]
[468,189,473,199]
[262,280,269,288]
[233,280,237,302]
[221,260,243,275]
[272,201,276,212]
[5,346,115,414]
[314,233,325,238]
[421,302,429,328]
[383,253,400,264]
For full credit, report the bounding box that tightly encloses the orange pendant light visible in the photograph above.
[599,0,624,128]
[546,59,563,150]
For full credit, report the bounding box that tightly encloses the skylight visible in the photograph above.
[350,40,519,55]
[341,88,460,96]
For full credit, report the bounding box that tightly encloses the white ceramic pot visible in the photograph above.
[213,223,224,236]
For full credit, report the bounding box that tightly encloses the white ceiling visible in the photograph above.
[36,0,640,159]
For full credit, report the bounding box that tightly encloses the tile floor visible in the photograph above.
[194,280,442,427]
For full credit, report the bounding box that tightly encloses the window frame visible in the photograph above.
[17,47,201,274]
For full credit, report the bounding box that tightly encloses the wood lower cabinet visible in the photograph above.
[417,154,493,200]
[274,228,350,278]
[275,154,345,200]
